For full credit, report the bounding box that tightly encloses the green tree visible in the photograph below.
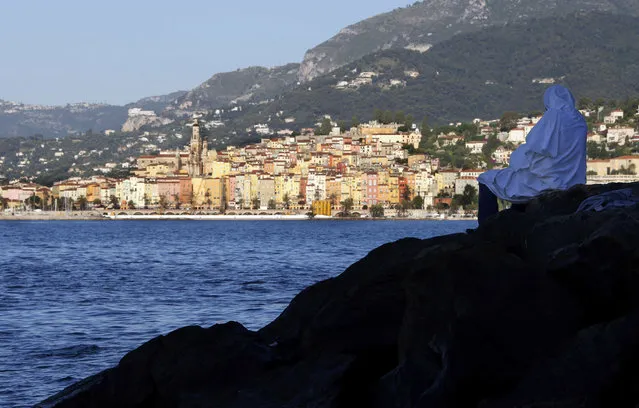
[109,195,120,209]
[412,195,424,210]
[341,197,354,216]
[401,185,412,202]
[25,194,41,209]
[420,117,429,134]
[173,193,181,210]
[405,114,414,129]
[351,115,360,128]
[482,134,500,162]
[159,194,169,211]
[267,199,277,210]
[237,198,245,209]
[396,200,411,217]
[373,109,384,123]
[370,204,385,218]
[0,197,8,210]
[587,141,610,160]
[76,196,88,211]
[127,200,136,210]
[92,198,102,207]
[382,110,394,124]
[204,189,211,209]
[338,120,349,133]
[316,118,333,135]
[252,197,260,210]
[394,111,406,125]
[500,111,520,132]
[283,193,291,209]
[578,97,593,110]
[461,184,478,209]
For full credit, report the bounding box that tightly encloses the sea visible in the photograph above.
[0,219,474,408]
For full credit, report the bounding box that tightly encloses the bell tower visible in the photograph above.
[189,119,204,177]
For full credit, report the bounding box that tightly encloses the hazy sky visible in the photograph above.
[0,0,411,106]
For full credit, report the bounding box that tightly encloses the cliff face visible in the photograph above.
[298,0,639,82]
[40,182,639,408]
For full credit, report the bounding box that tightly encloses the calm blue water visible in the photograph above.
[0,220,473,407]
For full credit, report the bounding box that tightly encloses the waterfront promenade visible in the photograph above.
[0,209,476,221]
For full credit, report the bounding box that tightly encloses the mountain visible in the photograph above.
[0,63,300,138]
[128,91,189,113]
[213,12,639,132]
[298,0,639,82]
[0,100,128,139]
[168,64,301,114]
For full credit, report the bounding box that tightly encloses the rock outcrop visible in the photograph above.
[39,182,639,408]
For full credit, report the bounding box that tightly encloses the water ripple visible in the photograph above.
[0,219,473,407]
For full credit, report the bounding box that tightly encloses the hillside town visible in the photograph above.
[2,104,639,217]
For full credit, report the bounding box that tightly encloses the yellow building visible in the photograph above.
[326,177,342,206]
[312,200,332,216]
[274,174,301,206]
[388,175,400,205]
[342,174,363,208]
[86,183,101,203]
[191,177,224,209]
[211,160,232,179]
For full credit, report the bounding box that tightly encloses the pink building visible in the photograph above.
[157,179,181,204]
[362,172,379,206]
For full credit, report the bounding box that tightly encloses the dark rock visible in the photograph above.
[39,183,639,408]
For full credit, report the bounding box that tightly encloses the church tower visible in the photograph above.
[188,119,204,177]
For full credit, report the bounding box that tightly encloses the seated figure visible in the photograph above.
[477,85,588,225]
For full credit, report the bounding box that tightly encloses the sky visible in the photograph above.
[0,0,411,106]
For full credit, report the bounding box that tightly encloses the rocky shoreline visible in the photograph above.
[37,182,639,408]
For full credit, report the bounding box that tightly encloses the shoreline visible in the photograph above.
[0,211,477,222]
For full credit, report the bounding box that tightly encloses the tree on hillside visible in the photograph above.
[500,112,520,132]
[405,114,414,129]
[395,111,406,125]
[316,118,333,135]
[578,97,593,110]
[373,109,384,123]
[351,115,360,128]
[420,117,431,137]
[381,110,394,124]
